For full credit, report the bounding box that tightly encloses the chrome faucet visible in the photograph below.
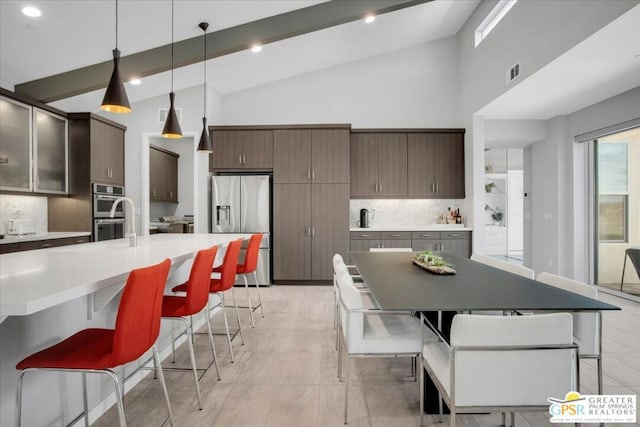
[110,197,137,247]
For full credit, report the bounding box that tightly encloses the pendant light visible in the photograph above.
[162,0,182,139]
[197,22,213,152]
[101,0,131,113]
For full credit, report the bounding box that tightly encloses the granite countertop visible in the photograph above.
[350,225,472,232]
[0,231,91,245]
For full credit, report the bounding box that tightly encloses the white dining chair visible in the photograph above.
[419,313,578,427]
[470,253,534,279]
[536,272,603,395]
[337,270,435,424]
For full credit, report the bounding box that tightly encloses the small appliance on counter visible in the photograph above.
[358,209,370,228]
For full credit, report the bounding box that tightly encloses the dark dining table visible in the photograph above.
[349,251,620,413]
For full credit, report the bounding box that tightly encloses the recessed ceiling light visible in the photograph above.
[129,78,142,85]
[251,45,262,53]
[364,15,375,24]
[22,6,41,17]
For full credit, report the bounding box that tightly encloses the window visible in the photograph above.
[597,141,628,242]
[475,0,518,47]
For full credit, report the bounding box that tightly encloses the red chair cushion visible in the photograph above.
[161,295,191,318]
[16,329,116,370]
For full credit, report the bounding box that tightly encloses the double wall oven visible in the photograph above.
[92,183,126,241]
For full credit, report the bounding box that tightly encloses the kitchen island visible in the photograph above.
[0,233,247,426]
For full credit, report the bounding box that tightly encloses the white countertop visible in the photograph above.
[0,233,248,317]
[0,231,91,245]
[350,225,472,232]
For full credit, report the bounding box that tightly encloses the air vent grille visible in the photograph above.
[506,61,521,84]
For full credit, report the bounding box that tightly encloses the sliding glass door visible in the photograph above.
[593,127,640,296]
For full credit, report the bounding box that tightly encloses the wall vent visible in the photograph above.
[157,108,183,124]
[506,61,521,84]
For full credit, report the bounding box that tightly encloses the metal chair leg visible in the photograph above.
[419,356,424,427]
[219,294,235,363]
[170,320,176,363]
[82,372,89,426]
[179,317,203,410]
[204,308,222,381]
[231,287,246,345]
[337,327,343,380]
[152,346,174,426]
[242,274,255,328]
[15,369,27,427]
[105,369,127,427]
[253,271,265,318]
[510,412,515,427]
[620,254,627,291]
[501,412,506,426]
[344,354,350,424]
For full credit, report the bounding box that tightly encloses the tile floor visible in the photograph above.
[93,285,640,427]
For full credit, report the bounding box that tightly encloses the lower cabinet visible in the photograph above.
[0,235,90,254]
[350,230,472,259]
[274,183,349,281]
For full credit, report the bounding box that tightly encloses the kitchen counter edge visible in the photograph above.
[0,232,91,245]
[350,226,472,232]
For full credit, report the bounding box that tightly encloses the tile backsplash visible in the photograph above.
[350,199,471,228]
[0,195,48,235]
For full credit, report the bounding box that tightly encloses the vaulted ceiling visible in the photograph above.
[0,0,480,112]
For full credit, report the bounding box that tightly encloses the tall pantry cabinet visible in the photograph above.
[273,126,350,281]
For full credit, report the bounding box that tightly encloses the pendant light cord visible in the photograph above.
[203,26,207,116]
[115,0,118,49]
[171,0,174,92]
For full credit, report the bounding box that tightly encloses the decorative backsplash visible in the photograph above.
[0,195,48,235]
[349,199,471,228]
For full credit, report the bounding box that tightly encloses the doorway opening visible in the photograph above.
[592,127,640,296]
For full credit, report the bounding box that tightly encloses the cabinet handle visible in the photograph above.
[379,183,382,193]
[420,234,431,237]
[311,227,315,237]
[307,170,311,181]
[311,169,316,180]
[375,183,379,193]
[75,239,86,243]
[242,154,246,164]
[360,234,370,237]
[449,233,460,237]
[435,183,439,193]
[41,243,53,248]
[390,234,401,237]
[169,191,173,198]
[306,227,311,237]
[239,155,243,164]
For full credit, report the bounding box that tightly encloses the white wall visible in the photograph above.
[109,83,222,234]
[221,38,460,128]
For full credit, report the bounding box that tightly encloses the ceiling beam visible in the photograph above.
[15,0,432,103]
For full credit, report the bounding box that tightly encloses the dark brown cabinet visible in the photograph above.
[209,129,273,170]
[0,235,91,254]
[150,146,179,203]
[407,132,464,198]
[274,183,349,281]
[350,230,471,258]
[350,129,465,199]
[350,132,407,197]
[273,128,349,184]
[88,117,125,186]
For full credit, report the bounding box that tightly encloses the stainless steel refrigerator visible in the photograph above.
[211,174,271,285]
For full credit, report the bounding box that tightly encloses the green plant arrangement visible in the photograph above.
[491,209,504,223]
[412,250,456,275]
[485,182,497,193]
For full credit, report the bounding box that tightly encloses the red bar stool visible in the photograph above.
[161,245,221,410]
[15,259,173,427]
[173,238,244,363]
[213,233,265,327]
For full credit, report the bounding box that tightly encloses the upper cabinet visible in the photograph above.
[350,132,407,197]
[0,97,32,192]
[0,94,68,194]
[149,145,179,203]
[34,108,68,194]
[351,129,465,199]
[407,131,465,198]
[68,113,125,187]
[273,127,349,184]
[209,129,273,171]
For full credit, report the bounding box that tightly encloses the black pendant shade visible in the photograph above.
[162,92,182,139]
[197,21,212,152]
[100,0,130,114]
[197,117,212,152]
